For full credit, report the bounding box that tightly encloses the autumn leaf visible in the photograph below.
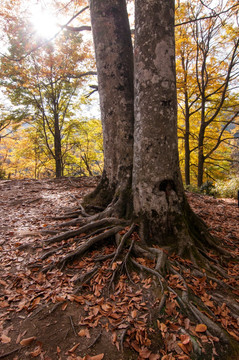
[149,354,160,360]
[1,334,11,343]
[86,354,104,360]
[20,336,36,346]
[78,328,91,338]
[112,331,117,343]
[68,342,80,353]
[195,324,207,333]
[30,346,42,357]
[180,334,190,345]
[139,347,152,359]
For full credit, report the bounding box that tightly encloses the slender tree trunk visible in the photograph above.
[184,92,190,186]
[197,101,206,188]
[85,0,134,215]
[54,115,63,178]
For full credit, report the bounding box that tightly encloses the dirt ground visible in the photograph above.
[0,177,238,360]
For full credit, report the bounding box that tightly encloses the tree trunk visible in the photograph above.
[85,0,134,215]
[184,92,190,186]
[133,0,204,249]
[54,115,63,178]
[197,102,206,188]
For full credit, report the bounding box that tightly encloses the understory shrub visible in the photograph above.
[215,176,239,198]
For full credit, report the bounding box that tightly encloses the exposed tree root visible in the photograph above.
[45,217,129,244]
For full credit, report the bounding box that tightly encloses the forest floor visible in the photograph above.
[0,177,238,360]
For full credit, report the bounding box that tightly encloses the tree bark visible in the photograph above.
[184,91,191,186]
[85,0,134,215]
[133,0,197,247]
[54,113,63,178]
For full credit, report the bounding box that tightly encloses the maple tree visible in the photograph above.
[176,0,239,186]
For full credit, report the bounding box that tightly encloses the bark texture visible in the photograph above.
[133,0,194,245]
[85,0,134,212]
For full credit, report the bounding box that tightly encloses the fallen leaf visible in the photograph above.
[149,354,160,360]
[1,334,11,343]
[62,302,68,311]
[89,354,104,360]
[112,332,117,343]
[68,343,80,353]
[30,346,42,357]
[20,336,36,346]
[78,328,91,338]
[195,324,207,333]
[180,334,190,345]
[139,347,152,358]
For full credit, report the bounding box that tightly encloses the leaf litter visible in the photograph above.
[0,178,238,359]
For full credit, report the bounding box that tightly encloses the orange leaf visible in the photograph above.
[180,334,190,345]
[101,303,112,312]
[20,336,36,346]
[90,354,104,360]
[62,302,68,311]
[149,354,160,360]
[178,342,190,355]
[131,310,137,319]
[30,346,41,357]
[139,347,152,359]
[68,343,80,353]
[78,329,91,338]
[112,332,117,343]
[1,334,11,344]
[195,324,207,333]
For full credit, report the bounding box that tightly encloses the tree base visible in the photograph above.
[29,198,239,359]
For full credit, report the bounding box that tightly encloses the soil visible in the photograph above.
[0,177,238,360]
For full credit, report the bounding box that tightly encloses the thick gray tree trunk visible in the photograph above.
[133,0,200,248]
[85,0,134,215]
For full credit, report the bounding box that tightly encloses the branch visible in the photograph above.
[175,3,239,27]
[62,25,91,32]
[68,71,97,79]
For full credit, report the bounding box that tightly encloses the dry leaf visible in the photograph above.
[149,354,160,360]
[131,309,137,319]
[180,334,191,345]
[111,262,117,270]
[101,303,112,312]
[139,347,152,359]
[30,346,42,357]
[68,342,80,353]
[78,329,91,338]
[1,334,11,343]
[89,354,104,360]
[62,302,68,311]
[112,332,117,343]
[20,336,36,346]
[178,342,190,355]
[195,324,207,333]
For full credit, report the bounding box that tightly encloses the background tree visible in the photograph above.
[176,0,239,187]
[0,20,93,177]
